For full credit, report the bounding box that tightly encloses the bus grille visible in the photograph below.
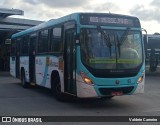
[99,86,134,95]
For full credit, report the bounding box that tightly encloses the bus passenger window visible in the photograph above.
[38,30,49,53]
[10,39,16,56]
[51,27,62,52]
[21,36,29,55]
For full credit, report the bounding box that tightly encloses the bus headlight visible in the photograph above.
[137,76,144,84]
[80,71,94,85]
[137,71,145,84]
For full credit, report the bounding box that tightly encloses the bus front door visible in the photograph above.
[64,26,76,95]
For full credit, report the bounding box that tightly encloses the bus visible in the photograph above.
[10,13,146,101]
[144,34,160,72]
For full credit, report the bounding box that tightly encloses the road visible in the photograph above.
[0,72,160,125]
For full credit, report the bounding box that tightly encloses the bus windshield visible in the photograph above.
[80,28,143,70]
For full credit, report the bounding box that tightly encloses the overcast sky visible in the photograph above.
[0,0,160,34]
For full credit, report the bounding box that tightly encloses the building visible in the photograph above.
[0,8,43,71]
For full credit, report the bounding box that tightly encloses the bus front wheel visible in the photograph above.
[51,73,65,101]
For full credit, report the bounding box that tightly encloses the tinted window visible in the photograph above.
[10,39,16,56]
[50,27,63,52]
[30,33,37,53]
[21,36,29,55]
[38,30,49,53]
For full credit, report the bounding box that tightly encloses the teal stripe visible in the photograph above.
[41,65,48,86]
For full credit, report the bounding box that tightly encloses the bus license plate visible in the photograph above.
[111,91,123,96]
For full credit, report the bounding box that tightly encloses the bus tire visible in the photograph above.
[51,73,65,101]
[21,70,29,88]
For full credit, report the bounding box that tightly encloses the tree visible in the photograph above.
[154,32,160,35]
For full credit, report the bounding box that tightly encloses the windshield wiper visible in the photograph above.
[97,26,112,56]
[117,28,130,57]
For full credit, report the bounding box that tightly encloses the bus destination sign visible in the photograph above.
[89,17,132,25]
[80,14,140,27]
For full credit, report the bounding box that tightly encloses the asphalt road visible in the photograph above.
[0,72,160,125]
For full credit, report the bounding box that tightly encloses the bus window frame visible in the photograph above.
[50,26,63,53]
[29,33,38,55]
[10,39,16,56]
[37,29,50,54]
[20,35,29,56]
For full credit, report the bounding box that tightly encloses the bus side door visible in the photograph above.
[64,22,77,95]
[16,39,20,78]
[29,35,36,83]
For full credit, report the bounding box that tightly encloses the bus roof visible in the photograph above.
[11,13,79,38]
[11,12,139,38]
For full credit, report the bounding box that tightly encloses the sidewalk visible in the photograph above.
[0,72,20,84]
[0,71,10,77]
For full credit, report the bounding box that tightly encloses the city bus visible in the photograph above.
[10,13,145,101]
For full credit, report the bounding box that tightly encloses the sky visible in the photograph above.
[0,0,160,34]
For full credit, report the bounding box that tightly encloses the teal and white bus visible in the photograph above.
[10,13,145,101]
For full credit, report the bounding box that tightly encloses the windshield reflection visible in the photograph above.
[80,28,143,70]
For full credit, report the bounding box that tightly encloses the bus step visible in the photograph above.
[30,82,36,86]
[64,92,76,97]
